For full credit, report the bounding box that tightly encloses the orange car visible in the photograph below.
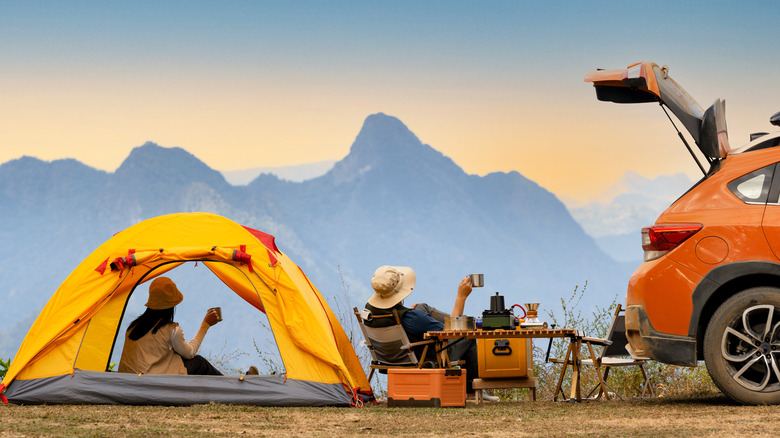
[587,62,780,404]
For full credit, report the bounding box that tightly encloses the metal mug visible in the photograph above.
[468,274,484,287]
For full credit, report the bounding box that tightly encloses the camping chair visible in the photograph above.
[548,305,654,400]
[353,307,441,383]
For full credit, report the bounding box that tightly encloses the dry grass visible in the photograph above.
[2,394,779,437]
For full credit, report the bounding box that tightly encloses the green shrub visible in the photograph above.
[497,283,717,401]
[0,357,9,380]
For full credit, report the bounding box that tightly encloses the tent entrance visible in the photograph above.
[75,260,284,376]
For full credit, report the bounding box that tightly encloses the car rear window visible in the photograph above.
[727,164,775,204]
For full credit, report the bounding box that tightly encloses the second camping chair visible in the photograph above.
[549,304,654,400]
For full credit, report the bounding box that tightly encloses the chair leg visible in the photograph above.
[602,367,625,401]
[583,367,608,400]
[639,364,654,398]
[368,368,375,383]
[417,344,430,369]
[585,341,610,400]
[600,367,610,399]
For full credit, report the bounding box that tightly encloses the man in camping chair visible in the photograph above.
[363,265,498,401]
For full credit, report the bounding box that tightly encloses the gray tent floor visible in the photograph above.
[5,369,351,406]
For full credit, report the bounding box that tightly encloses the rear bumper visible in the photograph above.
[624,305,697,366]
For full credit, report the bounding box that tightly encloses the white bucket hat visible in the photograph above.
[368,265,416,308]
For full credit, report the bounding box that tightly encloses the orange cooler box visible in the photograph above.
[387,368,466,407]
[477,338,532,378]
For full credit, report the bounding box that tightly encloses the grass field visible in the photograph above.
[2,394,779,437]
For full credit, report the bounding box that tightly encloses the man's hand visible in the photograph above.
[451,276,473,317]
[457,276,473,299]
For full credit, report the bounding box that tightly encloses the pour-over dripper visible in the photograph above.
[521,302,544,327]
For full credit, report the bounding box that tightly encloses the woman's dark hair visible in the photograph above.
[127,307,175,341]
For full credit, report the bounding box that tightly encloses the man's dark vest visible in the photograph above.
[362,302,436,362]
[362,303,409,328]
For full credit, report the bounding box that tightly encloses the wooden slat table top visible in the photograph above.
[424,328,581,340]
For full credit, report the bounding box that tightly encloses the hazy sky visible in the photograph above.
[2,1,779,199]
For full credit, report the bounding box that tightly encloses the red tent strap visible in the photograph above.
[347,386,369,408]
[232,248,253,273]
[95,258,109,275]
[108,249,137,276]
[0,383,6,404]
[124,249,136,267]
[109,257,125,272]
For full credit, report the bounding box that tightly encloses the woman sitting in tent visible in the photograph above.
[118,277,223,376]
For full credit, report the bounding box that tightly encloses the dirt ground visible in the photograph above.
[2,395,779,437]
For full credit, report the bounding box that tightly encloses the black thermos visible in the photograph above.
[490,292,505,312]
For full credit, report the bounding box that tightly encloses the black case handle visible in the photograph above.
[492,339,512,356]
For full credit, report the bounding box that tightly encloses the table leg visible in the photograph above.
[569,338,581,402]
[437,341,450,368]
[553,342,573,402]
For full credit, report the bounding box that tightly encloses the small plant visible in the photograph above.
[205,340,250,375]
[0,357,10,380]
[333,265,382,396]
[334,268,373,371]
[251,324,285,374]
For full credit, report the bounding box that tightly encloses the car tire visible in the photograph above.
[703,287,780,404]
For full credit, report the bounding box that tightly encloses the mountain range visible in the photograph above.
[0,113,636,364]
[221,160,336,185]
[564,172,694,262]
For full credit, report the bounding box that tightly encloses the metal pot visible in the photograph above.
[444,315,475,331]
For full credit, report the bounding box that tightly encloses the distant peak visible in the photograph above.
[115,142,227,187]
[358,113,416,139]
[350,113,423,157]
[125,142,191,160]
[326,113,462,185]
[362,112,404,127]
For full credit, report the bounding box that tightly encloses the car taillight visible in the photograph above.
[641,224,702,262]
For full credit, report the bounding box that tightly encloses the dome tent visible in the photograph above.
[1,212,370,405]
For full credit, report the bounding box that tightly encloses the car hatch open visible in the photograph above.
[585,62,730,174]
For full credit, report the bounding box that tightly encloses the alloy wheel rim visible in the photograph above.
[720,304,780,392]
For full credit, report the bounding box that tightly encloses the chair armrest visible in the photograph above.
[401,340,436,350]
[582,337,612,347]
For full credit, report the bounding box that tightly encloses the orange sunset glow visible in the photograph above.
[2,2,779,200]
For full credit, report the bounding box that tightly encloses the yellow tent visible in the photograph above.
[1,212,371,406]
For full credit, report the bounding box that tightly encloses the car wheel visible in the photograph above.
[703,287,780,404]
